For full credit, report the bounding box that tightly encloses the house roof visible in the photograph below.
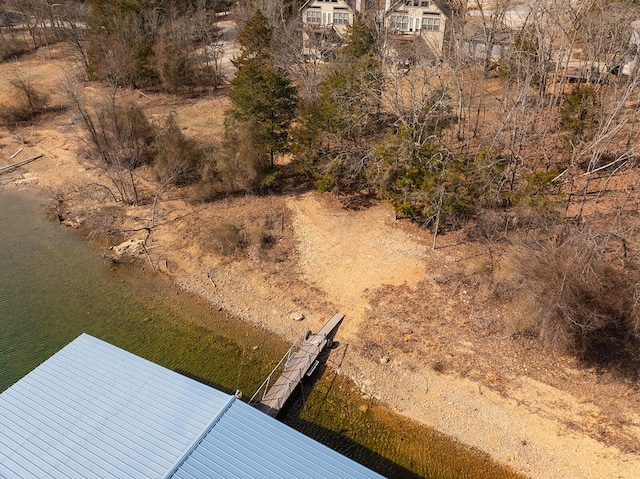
[384,0,452,19]
[300,0,358,14]
[0,334,384,479]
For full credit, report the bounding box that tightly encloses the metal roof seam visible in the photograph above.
[0,395,104,478]
[176,446,248,478]
[0,432,54,478]
[46,347,213,420]
[1,362,190,478]
[0,334,384,479]
[0,387,154,478]
[217,407,335,461]
[163,395,237,479]
[225,404,373,477]
[24,352,215,451]
[69,337,219,400]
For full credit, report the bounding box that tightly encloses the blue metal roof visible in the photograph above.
[0,334,384,479]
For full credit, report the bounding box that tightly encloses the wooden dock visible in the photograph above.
[253,313,344,417]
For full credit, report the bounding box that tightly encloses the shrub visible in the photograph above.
[69,86,158,204]
[0,77,50,125]
[560,85,600,145]
[217,117,270,191]
[0,36,31,62]
[505,228,640,367]
[205,223,247,255]
[153,113,207,185]
[189,160,223,204]
[368,128,506,230]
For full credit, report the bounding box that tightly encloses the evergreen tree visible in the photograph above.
[341,17,377,59]
[224,9,298,181]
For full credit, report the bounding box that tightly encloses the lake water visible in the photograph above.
[0,189,524,479]
[0,189,285,395]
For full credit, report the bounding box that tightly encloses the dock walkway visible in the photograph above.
[254,313,344,417]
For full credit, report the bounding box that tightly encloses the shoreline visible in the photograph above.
[168,244,640,479]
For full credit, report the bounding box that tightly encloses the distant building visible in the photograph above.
[461,18,515,63]
[299,0,451,62]
[379,0,451,64]
[622,20,640,76]
[0,334,384,478]
[300,0,361,59]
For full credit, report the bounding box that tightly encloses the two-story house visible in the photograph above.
[300,0,361,59]
[300,0,450,62]
[381,0,451,62]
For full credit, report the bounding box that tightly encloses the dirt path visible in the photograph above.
[287,193,426,336]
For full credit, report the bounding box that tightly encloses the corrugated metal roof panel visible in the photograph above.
[171,399,385,479]
[0,334,385,479]
[0,334,230,479]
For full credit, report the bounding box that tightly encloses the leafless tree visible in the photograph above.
[66,80,154,205]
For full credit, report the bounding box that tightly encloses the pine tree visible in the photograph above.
[225,10,298,176]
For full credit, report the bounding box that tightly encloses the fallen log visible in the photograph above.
[0,154,44,175]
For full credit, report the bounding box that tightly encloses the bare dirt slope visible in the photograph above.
[286,193,427,335]
[2,45,640,479]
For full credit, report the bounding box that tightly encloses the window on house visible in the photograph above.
[413,0,420,6]
[420,0,429,5]
[422,13,440,31]
[333,12,349,25]
[390,15,408,31]
[307,10,322,24]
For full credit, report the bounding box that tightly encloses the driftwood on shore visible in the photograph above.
[0,154,44,175]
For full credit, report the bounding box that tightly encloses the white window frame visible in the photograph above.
[333,12,349,25]
[390,15,409,31]
[306,10,321,24]
[421,14,440,31]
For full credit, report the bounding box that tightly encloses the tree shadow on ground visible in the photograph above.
[579,329,640,381]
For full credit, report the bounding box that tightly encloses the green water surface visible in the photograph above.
[0,189,284,395]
